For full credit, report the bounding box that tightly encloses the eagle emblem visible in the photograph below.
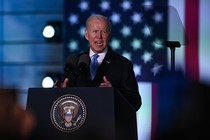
[50,94,87,132]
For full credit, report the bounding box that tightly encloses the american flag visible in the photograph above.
[64,0,210,140]
[64,0,168,82]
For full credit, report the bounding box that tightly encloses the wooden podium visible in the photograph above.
[26,87,138,140]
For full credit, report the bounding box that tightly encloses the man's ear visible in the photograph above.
[84,30,89,40]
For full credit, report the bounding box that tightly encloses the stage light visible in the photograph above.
[42,76,54,88]
[42,21,62,43]
[43,25,55,38]
[41,73,62,88]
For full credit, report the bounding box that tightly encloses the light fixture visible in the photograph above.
[41,72,62,88]
[42,21,62,43]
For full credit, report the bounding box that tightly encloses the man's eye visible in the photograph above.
[103,30,109,34]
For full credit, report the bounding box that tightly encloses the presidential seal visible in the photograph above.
[50,94,87,132]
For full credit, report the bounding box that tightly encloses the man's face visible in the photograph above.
[85,18,110,53]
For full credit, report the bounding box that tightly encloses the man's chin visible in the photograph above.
[93,46,106,52]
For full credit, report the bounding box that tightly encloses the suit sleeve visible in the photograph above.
[119,60,142,111]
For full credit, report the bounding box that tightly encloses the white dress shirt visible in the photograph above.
[89,47,108,65]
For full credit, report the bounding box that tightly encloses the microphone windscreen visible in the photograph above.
[76,54,91,87]
[65,54,78,67]
[64,54,78,78]
[77,54,90,67]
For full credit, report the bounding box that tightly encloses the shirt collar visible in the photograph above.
[89,47,108,64]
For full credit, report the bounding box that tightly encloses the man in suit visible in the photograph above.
[56,14,141,111]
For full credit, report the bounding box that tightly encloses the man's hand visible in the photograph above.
[54,78,69,88]
[99,76,112,87]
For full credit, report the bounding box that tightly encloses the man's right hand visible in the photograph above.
[54,78,69,88]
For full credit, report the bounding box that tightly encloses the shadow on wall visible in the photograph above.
[153,71,210,140]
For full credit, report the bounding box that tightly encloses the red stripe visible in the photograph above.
[185,0,200,81]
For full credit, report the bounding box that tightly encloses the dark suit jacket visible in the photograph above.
[68,47,142,111]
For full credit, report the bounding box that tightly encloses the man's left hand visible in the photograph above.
[99,76,112,87]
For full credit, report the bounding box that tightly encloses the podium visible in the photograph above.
[26,87,138,140]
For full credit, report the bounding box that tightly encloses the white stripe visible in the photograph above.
[199,0,210,84]
[137,82,152,140]
[168,0,186,72]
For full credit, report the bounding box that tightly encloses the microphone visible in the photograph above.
[64,54,78,85]
[75,54,91,87]
[77,54,91,71]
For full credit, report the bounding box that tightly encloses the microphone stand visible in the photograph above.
[165,41,181,72]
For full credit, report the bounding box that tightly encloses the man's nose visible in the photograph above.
[96,31,102,38]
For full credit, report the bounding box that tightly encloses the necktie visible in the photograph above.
[90,54,99,80]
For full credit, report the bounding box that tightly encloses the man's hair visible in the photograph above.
[85,14,111,32]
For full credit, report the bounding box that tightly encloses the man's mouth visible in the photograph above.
[95,41,103,46]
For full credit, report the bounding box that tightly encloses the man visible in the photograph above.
[56,14,141,111]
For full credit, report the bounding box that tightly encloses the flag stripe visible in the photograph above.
[199,0,210,83]
[137,82,152,140]
[185,0,200,80]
